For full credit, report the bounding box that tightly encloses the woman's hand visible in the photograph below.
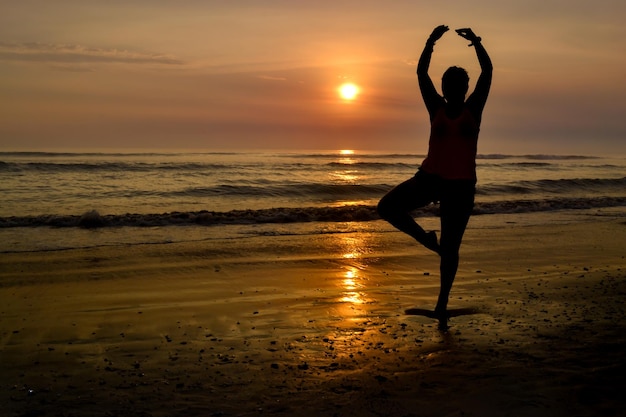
[455,28,481,46]
[429,25,449,43]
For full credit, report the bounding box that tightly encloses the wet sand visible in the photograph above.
[1,217,625,416]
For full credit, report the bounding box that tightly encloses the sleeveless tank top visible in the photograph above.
[420,107,479,180]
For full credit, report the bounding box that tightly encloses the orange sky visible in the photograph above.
[1,1,625,154]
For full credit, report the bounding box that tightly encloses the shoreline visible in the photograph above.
[1,217,625,416]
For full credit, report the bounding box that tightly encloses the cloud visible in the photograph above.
[0,42,184,66]
[257,75,288,81]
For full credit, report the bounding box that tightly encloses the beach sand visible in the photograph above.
[1,216,626,417]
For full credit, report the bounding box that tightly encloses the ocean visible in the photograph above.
[1,151,625,252]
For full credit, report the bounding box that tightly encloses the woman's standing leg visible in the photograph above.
[435,181,475,328]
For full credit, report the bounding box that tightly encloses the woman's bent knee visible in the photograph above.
[377,197,392,221]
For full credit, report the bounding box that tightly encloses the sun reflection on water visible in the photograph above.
[340,267,366,305]
[308,228,416,365]
[340,235,370,260]
[319,232,381,362]
[332,151,359,181]
[331,170,359,183]
[334,232,376,310]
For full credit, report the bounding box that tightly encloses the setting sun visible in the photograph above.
[338,83,360,100]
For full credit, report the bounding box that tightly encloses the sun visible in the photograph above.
[338,83,360,100]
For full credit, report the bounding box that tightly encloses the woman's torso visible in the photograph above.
[420,106,480,180]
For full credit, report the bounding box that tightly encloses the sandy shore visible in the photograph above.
[1,215,626,417]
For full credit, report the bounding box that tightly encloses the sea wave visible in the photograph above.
[0,151,242,157]
[2,196,625,229]
[0,159,413,174]
[2,160,611,177]
[1,151,599,160]
[0,161,233,173]
[51,177,623,200]
[478,177,626,195]
[325,161,415,169]
[476,154,599,160]
[0,152,608,177]
[281,153,424,159]
[173,183,390,198]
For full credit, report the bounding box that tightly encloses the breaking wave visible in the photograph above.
[2,196,625,229]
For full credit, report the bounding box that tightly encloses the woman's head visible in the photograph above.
[442,66,469,102]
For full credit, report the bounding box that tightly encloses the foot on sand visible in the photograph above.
[418,231,440,255]
[434,307,449,331]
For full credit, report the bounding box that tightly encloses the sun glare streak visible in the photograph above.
[330,169,358,184]
[336,234,372,306]
[322,232,381,359]
[341,267,366,305]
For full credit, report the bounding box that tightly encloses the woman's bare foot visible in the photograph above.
[434,307,449,330]
[418,231,440,255]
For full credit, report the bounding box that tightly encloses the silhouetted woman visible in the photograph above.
[378,25,492,329]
